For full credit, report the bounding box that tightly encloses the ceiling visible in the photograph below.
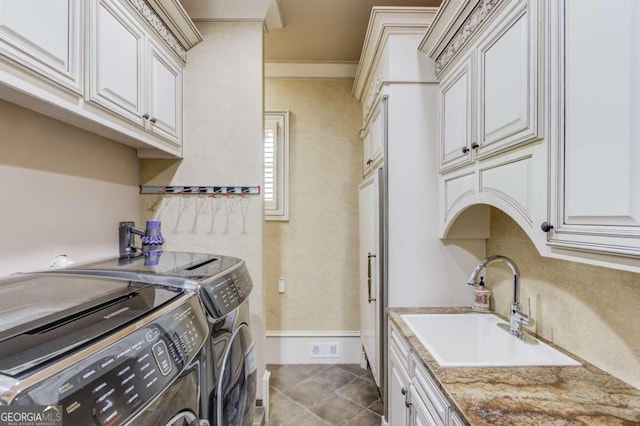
[181,0,442,63]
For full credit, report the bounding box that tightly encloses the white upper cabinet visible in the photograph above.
[88,0,183,145]
[361,99,385,177]
[423,0,640,270]
[547,0,640,258]
[0,0,82,93]
[0,0,198,157]
[435,0,541,172]
[148,38,182,143]
[89,0,145,124]
[439,54,473,171]
[476,0,541,158]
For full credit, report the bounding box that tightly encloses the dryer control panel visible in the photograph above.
[13,295,208,426]
[200,262,253,318]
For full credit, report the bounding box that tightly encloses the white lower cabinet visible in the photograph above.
[389,323,460,426]
[389,346,410,426]
[411,392,439,426]
[412,355,449,426]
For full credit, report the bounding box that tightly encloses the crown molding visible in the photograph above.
[143,0,203,50]
[352,7,438,100]
[419,0,505,76]
[418,0,480,59]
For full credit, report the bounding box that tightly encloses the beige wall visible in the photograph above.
[140,22,266,394]
[264,79,362,332]
[0,99,140,276]
[486,207,640,388]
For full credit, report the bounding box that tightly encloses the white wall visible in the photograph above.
[263,79,362,332]
[140,22,266,397]
[0,99,140,276]
[263,78,363,364]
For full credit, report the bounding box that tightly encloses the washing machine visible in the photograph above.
[40,251,257,426]
[0,272,208,425]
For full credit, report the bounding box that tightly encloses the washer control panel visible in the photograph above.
[14,295,207,426]
[201,263,253,317]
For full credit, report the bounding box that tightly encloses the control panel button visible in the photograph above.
[152,341,172,376]
[145,328,160,342]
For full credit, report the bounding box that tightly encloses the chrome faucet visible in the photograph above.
[467,255,530,338]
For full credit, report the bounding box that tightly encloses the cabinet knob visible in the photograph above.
[143,113,150,120]
[471,142,479,149]
[404,401,412,408]
[461,146,470,154]
[541,222,554,233]
[150,117,157,123]
[401,387,407,395]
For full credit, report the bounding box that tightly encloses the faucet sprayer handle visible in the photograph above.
[526,298,535,328]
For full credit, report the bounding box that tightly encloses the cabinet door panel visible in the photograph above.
[411,393,439,426]
[149,38,182,143]
[548,0,640,256]
[0,0,81,92]
[89,0,144,123]
[362,128,371,175]
[389,346,409,426]
[477,0,540,157]
[370,104,384,164]
[564,0,639,224]
[359,172,380,386]
[439,55,473,171]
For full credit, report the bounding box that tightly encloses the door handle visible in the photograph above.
[367,252,376,303]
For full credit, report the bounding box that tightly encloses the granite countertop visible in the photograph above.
[388,307,640,425]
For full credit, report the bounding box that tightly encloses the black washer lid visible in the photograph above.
[50,251,242,282]
[0,274,180,377]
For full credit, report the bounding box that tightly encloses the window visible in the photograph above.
[264,110,289,220]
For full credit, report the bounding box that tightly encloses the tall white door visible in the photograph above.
[359,170,380,387]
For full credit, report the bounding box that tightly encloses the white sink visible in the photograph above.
[401,313,580,367]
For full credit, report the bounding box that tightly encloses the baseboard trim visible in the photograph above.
[265,331,362,364]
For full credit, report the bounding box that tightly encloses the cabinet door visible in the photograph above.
[476,0,541,158]
[362,127,372,175]
[369,103,384,166]
[547,0,640,256]
[411,392,439,426]
[0,0,82,93]
[389,347,410,426]
[439,54,473,171]
[362,99,386,177]
[359,170,381,387]
[148,38,182,144]
[88,0,145,124]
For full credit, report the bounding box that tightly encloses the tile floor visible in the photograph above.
[266,364,383,426]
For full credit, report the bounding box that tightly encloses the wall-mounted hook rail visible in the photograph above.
[139,185,261,195]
